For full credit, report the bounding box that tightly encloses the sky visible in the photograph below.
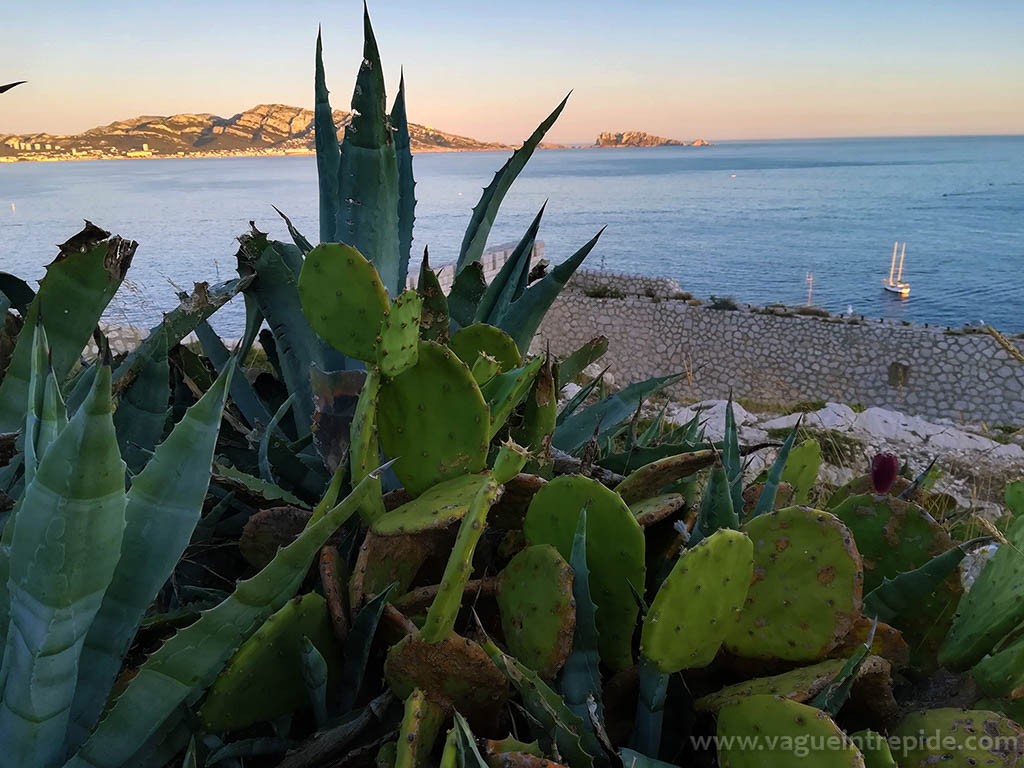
[2,0,1023,143]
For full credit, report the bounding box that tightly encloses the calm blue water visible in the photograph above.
[1,136,1022,334]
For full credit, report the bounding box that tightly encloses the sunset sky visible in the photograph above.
[3,0,1023,142]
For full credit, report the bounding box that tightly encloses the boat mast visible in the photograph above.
[889,241,898,284]
[897,242,906,283]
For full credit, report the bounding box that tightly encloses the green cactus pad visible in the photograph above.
[471,353,501,386]
[198,593,340,731]
[630,493,685,528]
[614,449,717,505]
[781,439,822,505]
[848,731,896,768]
[975,698,1024,726]
[642,529,753,673]
[513,355,556,477]
[497,544,576,678]
[940,515,1024,670]
[378,289,423,377]
[971,632,1024,699]
[384,632,509,719]
[449,323,522,372]
[830,493,951,593]
[372,473,492,535]
[523,475,645,670]
[724,506,863,662]
[716,695,864,768]
[830,617,909,669]
[492,441,531,485]
[378,340,489,496]
[890,708,1024,767]
[480,355,546,441]
[298,242,389,361]
[695,658,846,712]
[396,688,443,768]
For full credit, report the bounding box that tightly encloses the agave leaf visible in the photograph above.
[194,315,274,432]
[339,583,398,714]
[22,318,53,488]
[0,365,126,768]
[0,272,34,316]
[447,262,487,332]
[690,461,736,546]
[417,248,449,343]
[862,543,972,625]
[260,393,296,484]
[809,621,876,716]
[722,397,744,516]
[314,29,342,243]
[114,326,169,475]
[620,748,678,768]
[557,337,609,390]
[301,635,330,729]
[392,72,415,291]
[336,6,402,296]
[113,277,251,390]
[65,364,234,748]
[456,94,570,274]
[0,224,136,433]
[474,204,545,327]
[65,470,380,768]
[559,508,604,727]
[553,374,683,454]
[499,230,604,354]
[273,205,313,255]
[556,369,605,426]
[453,712,490,768]
[749,419,800,519]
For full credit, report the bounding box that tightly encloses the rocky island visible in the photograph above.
[0,103,509,162]
[594,130,711,147]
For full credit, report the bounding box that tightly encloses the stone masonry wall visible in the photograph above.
[533,270,1024,425]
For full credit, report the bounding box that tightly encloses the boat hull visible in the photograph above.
[882,281,910,297]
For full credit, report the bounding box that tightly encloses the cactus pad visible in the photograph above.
[971,632,1024,699]
[641,529,753,673]
[384,632,509,719]
[449,322,522,372]
[350,528,452,608]
[372,473,492,535]
[497,544,576,678]
[471,353,501,386]
[781,438,822,505]
[396,688,443,768]
[198,593,340,731]
[298,242,389,361]
[940,515,1024,670]
[848,731,896,768]
[378,340,489,496]
[614,449,717,505]
[831,493,951,592]
[890,708,1024,767]
[480,355,546,441]
[724,506,863,662]
[716,695,864,768]
[630,493,685,528]
[695,658,846,712]
[830,617,909,669]
[378,289,423,377]
[524,475,645,670]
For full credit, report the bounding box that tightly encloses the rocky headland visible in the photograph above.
[594,130,711,147]
[0,103,509,162]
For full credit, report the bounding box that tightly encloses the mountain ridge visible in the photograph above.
[0,103,512,161]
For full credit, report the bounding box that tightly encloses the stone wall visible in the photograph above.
[533,270,1024,425]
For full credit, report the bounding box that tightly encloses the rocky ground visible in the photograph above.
[562,369,1023,519]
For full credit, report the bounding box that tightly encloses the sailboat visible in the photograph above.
[882,241,910,296]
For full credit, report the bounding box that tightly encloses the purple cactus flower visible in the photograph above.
[871,453,900,494]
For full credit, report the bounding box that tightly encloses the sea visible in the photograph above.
[1,135,1022,335]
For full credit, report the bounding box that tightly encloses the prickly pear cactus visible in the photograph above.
[848,731,896,768]
[350,528,451,608]
[523,475,645,670]
[724,506,863,662]
[497,544,576,678]
[384,632,509,719]
[513,355,556,477]
[630,493,685,528]
[781,438,822,505]
[378,340,489,495]
[614,449,716,505]
[890,708,1024,767]
[298,242,389,362]
[480,355,545,441]
[372,473,492,535]
[716,695,864,767]
[396,688,443,768]
[198,593,340,732]
[641,529,753,673]
[830,617,909,669]
[940,515,1024,670]
[449,322,522,372]
[971,632,1024,699]
[471,353,501,386]
[378,289,423,377]
[830,493,951,592]
[695,658,847,712]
